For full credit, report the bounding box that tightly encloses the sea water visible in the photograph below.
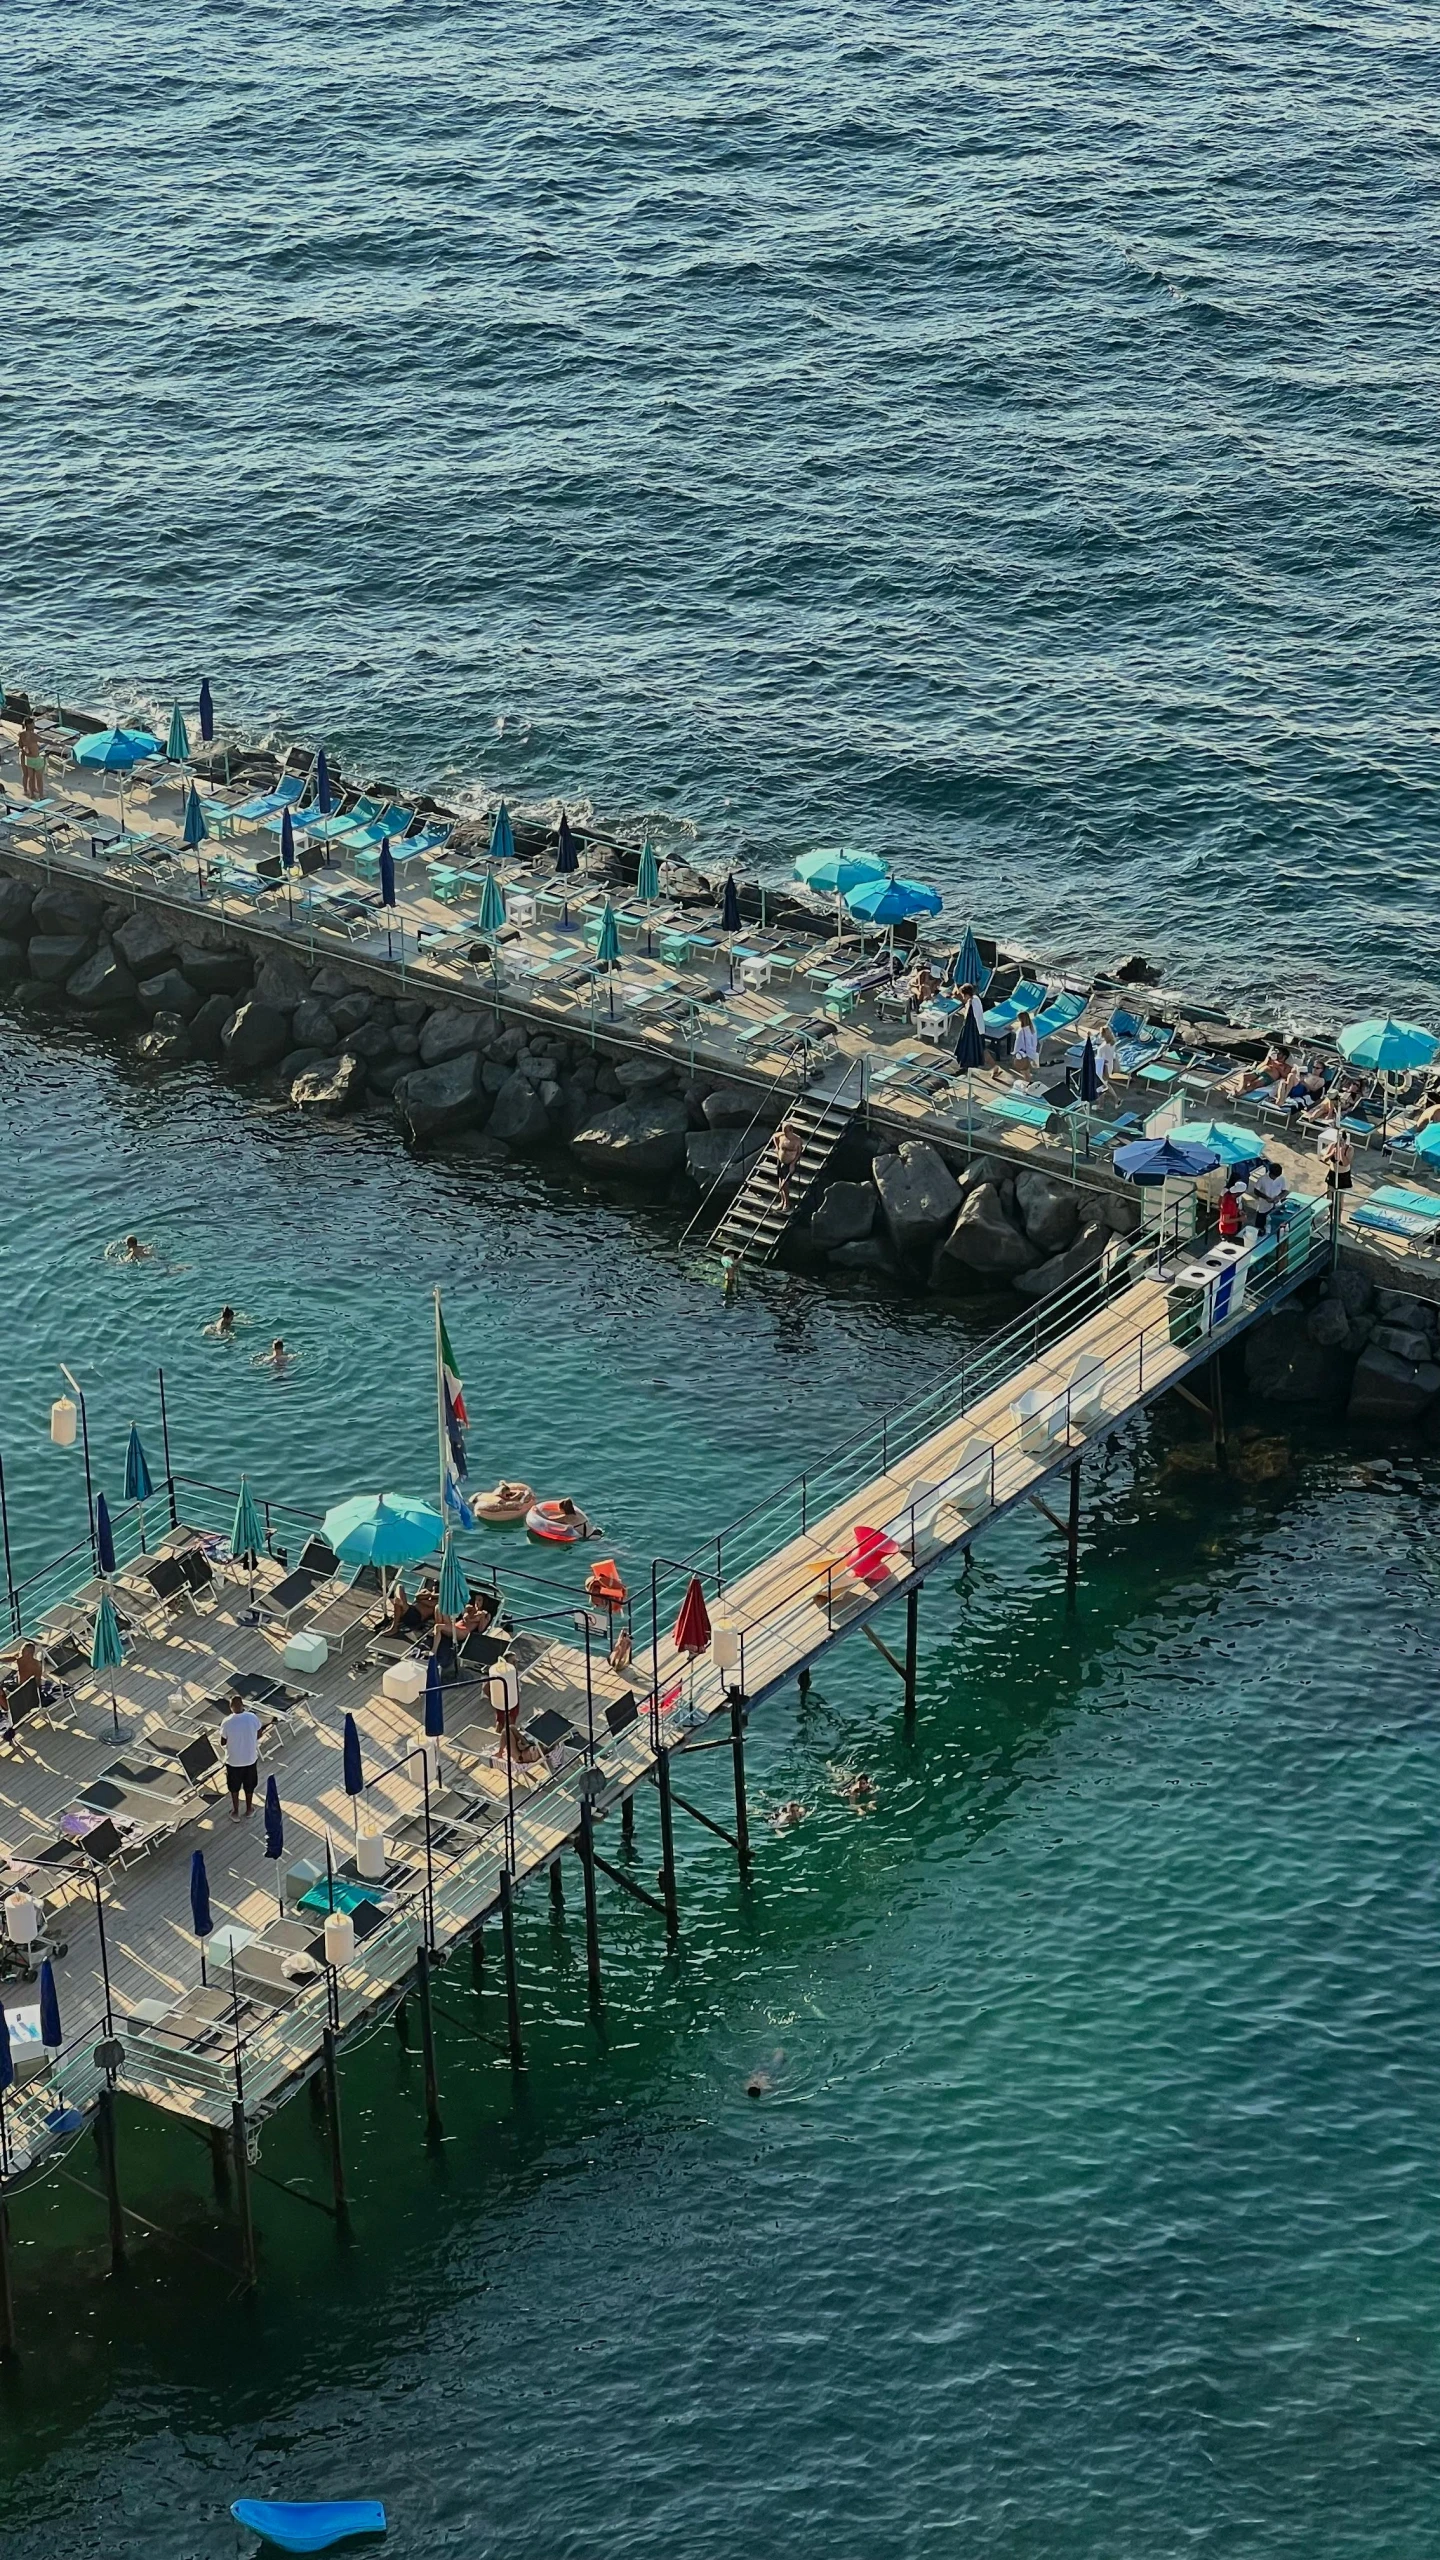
[5,0,1440,2548]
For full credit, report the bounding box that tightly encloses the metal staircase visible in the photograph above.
[709,1064,863,1269]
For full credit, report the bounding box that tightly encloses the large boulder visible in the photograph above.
[1372,1288,1434,1329]
[932,1185,1043,1283]
[1320,1263,1373,1323]
[346,1016,397,1062]
[220,1000,292,1073]
[570,1098,690,1180]
[252,954,312,1012]
[393,1050,488,1138]
[418,1004,488,1067]
[1306,1296,1357,1352]
[112,910,179,977]
[27,930,93,984]
[289,998,338,1051]
[31,882,104,937]
[702,1085,782,1130]
[1014,1169,1080,1255]
[613,1056,675,1095]
[311,964,362,1001]
[1347,1346,1440,1427]
[1244,1312,1352,1407]
[188,991,234,1057]
[956,1153,1014,1198]
[1372,1324,1435,1366]
[0,876,35,938]
[874,1143,964,1258]
[830,1238,895,1273]
[278,1046,328,1086]
[488,1070,553,1147]
[291,1052,365,1113]
[136,1011,193,1064]
[137,968,200,1022]
[176,942,252,997]
[66,941,137,1011]
[685,1128,768,1203]
[0,936,26,981]
[808,1180,877,1249]
[1012,1219,1108,1301]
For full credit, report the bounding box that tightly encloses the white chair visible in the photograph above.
[886,1478,944,1549]
[949,1440,994,1517]
[1011,1388,1065,1454]
[1065,1359,1107,1431]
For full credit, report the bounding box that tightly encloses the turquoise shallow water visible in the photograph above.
[5,1,1440,2546]
[3,1025,1440,2557]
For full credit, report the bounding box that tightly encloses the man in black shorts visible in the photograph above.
[219,1694,261,1816]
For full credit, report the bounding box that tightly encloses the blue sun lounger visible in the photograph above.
[231,775,305,823]
[982,980,1047,1035]
[1031,990,1087,1041]
[230,2499,386,2553]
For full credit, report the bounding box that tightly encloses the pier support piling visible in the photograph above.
[416,1944,442,2137]
[656,1747,680,1940]
[579,1800,603,2007]
[1210,1353,1227,1467]
[903,1586,919,1724]
[231,2100,257,2291]
[1066,1460,1081,1602]
[322,2027,348,2226]
[210,2122,233,2203]
[622,1793,635,1852]
[96,2087,125,2272]
[0,2198,13,2360]
[729,1700,752,1874]
[549,1858,565,1917]
[470,1927,484,1988]
[393,1999,408,2049]
[797,1665,812,1697]
[499,1870,525,2073]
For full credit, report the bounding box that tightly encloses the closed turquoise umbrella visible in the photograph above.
[92,1588,124,1736]
[637,841,661,903]
[232,1476,263,1566]
[182,784,208,851]
[490,803,516,864]
[595,900,622,1018]
[438,1533,468,1620]
[166,702,190,762]
[123,1422,153,1502]
[477,868,506,934]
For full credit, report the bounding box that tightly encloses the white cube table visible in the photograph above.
[382,1656,427,1705]
[284,1628,329,1674]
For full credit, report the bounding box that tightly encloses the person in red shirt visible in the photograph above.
[1217,1180,1244,1241]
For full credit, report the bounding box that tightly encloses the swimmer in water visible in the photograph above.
[772,1800,807,1833]
[120,1235,152,1262]
[214,1305,236,1337]
[839,1772,876,1810]
[252,1337,290,1373]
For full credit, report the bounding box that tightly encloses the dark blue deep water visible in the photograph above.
[5,7,1440,2554]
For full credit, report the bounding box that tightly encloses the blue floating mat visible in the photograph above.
[231,2500,386,2553]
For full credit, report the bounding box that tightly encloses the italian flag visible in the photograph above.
[439,1310,468,1429]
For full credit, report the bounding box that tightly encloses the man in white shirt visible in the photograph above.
[1246,1159,1289,1236]
[219,1695,261,1816]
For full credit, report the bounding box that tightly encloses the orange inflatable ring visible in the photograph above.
[525,1499,591,1544]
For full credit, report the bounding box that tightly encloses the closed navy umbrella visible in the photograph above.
[38,1957,62,2050]
[263,1775,285,1914]
[316,748,332,815]
[954,1006,985,1072]
[721,874,742,933]
[190,1848,214,1982]
[0,2002,12,2096]
[424,1653,445,1737]
[379,838,396,907]
[95,1490,116,1577]
[556,812,579,875]
[1078,1035,1100,1104]
[198,679,215,743]
[343,1712,364,1832]
[280,807,296,869]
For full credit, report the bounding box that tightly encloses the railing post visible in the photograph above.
[231,2100,257,2291]
[0,2191,15,2361]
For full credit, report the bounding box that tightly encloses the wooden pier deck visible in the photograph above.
[0,1195,1333,2198]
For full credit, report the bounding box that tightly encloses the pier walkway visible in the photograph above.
[0,1189,1332,2274]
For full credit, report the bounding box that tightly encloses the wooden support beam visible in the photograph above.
[1027,1494,1069,1538]
[668,1786,740,1852]
[549,1857,565,1915]
[903,1585,919,1721]
[1171,1382,1211,1419]
[1066,1458,1081,1603]
[621,1793,635,1852]
[0,2197,15,2360]
[590,1849,669,1920]
[861,1623,907,1681]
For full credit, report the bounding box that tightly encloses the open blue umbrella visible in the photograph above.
[190,1848,213,1982]
[1337,1016,1437,1072]
[424,1653,445,1739]
[379,838,396,908]
[95,1491,116,1577]
[845,875,943,926]
[342,1711,364,1804]
[1114,1135,1220,1184]
[438,1533,468,1621]
[38,1957,62,2050]
[73,727,163,772]
[315,749,332,816]
[321,1491,442,1568]
[637,841,661,903]
[556,812,579,874]
[477,868,506,935]
[198,679,215,744]
[949,926,991,995]
[721,875,742,934]
[166,702,190,762]
[490,803,516,865]
[182,784,208,851]
[124,1422,153,1503]
[263,1775,284,1912]
[794,848,886,897]
[1078,1035,1100,1105]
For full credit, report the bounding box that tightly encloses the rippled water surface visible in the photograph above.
[5,2,1440,2548]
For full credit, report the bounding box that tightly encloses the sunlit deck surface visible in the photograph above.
[1,731,1435,1285]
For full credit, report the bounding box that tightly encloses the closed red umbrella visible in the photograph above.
[672,1575,711,1655]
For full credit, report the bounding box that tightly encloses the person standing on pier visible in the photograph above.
[17,717,46,799]
[773,1118,804,1216]
[220,1695,261,1817]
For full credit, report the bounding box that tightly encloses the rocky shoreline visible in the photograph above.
[6,864,1440,1438]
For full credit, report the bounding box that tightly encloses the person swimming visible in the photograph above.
[110,1234,153,1262]
[213,1305,237,1337]
[253,1336,291,1373]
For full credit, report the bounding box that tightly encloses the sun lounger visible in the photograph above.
[984,1091,1056,1133]
[1348,1203,1440,1246]
[231,776,305,823]
[1032,991,1087,1040]
[983,980,1048,1034]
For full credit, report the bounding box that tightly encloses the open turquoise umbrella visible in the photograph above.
[1337,1017,1437,1072]
[637,841,660,903]
[845,875,943,926]
[166,702,190,762]
[438,1533,468,1620]
[1410,1124,1440,1165]
[477,868,506,934]
[73,727,163,772]
[320,1491,442,1569]
[1166,1119,1264,1167]
[490,803,516,865]
[794,848,886,896]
